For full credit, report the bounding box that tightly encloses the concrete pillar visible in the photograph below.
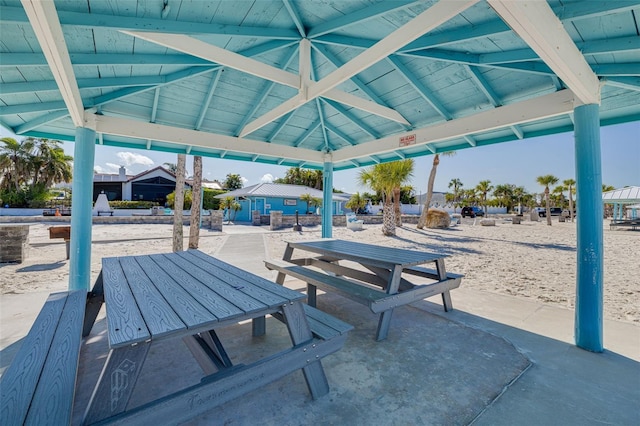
[574,103,603,352]
[209,210,223,231]
[0,225,29,263]
[252,210,261,226]
[69,127,96,291]
[270,211,282,231]
[322,161,333,238]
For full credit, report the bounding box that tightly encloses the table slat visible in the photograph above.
[167,252,267,314]
[187,250,303,302]
[118,256,186,340]
[134,256,219,328]
[102,258,150,347]
[152,254,245,321]
[289,239,445,267]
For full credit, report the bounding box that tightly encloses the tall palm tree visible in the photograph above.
[563,178,576,222]
[476,180,493,215]
[345,192,367,214]
[536,174,559,225]
[448,178,463,212]
[417,152,454,229]
[360,160,413,236]
[0,137,35,191]
[29,138,72,189]
[172,154,186,252]
[188,155,203,249]
[512,186,527,214]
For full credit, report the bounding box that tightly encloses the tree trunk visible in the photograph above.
[393,187,402,227]
[188,156,202,249]
[417,154,440,229]
[172,154,186,252]
[545,187,552,226]
[568,187,574,222]
[381,195,395,236]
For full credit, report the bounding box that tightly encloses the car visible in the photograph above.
[536,207,563,217]
[460,206,485,218]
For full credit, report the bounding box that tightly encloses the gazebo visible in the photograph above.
[1,1,639,352]
[603,186,640,220]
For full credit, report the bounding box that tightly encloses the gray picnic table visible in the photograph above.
[82,249,351,425]
[265,239,463,341]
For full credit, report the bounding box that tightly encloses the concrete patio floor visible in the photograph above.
[1,226,638,425]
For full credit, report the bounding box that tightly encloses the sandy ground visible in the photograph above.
[1,218,638,324]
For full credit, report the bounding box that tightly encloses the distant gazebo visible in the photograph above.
[602,186,640,220]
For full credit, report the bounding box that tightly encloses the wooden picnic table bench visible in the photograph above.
[81,249,351,425]
[0,290,86,425]
[265,239,463,341]
[610,219,639,230]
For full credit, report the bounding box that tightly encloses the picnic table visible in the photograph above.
[265,239,462,341]
[82,249,350,425]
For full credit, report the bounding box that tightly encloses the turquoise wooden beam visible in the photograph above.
[574,103,603,352]
[322,161,334,238]
[69,127,96,291]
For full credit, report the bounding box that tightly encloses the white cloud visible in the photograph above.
[105,163,121,171]
[260,173,274,183]
[94,165,105,173]
[116,151,154,167]
[241,176,249,186]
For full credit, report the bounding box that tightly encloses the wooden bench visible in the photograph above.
[265,258,463,315]
[97,210,114,216]
[48,225,71,259]
[272,303,353,341]
[0,290,86,425]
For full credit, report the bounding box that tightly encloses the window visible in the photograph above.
[284,199,297,206]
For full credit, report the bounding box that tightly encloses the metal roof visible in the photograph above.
[1,1,638,170]
[217,183,349,200]
[602,186,640,203]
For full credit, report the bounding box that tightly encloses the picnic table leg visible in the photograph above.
[83,342,151,425]
[282,302,329,399]
[375,265,403,341]
[83,271,104,337]
[435,258,454,311]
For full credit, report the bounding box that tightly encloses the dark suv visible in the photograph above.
[461,206,485,218]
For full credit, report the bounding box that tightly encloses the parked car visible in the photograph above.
[536,207,563,217]
[461,206,485,218]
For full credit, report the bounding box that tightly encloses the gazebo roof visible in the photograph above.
[1,1,638,169]
[602,186,640,204]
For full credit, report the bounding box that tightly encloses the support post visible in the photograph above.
[322,160,333,238]
[69,127,96,291]
[574,103,603,352]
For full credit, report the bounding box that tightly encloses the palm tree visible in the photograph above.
[300,193,313,214]
[492,183,515,213]
[188,156,203,249]
[310,197,322,214]
[390,159,414,227]
[448,178,463,212]
[221,196,241,223]
[345,192,367,214]
[360,160,413,236]
[417,152,454,229]
[562,178,576,222]
[0,137,35,191]
[512,186,527,214]
[30,138,72,189]
[163,162,178,174]
[536,174,559,225]
[552,185,567,209]
[172,154,186,252]
[476,180,493,215]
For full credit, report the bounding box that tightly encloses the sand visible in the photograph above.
[1,218,638,324]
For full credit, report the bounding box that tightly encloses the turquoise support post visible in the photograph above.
[69,127,96,291]
[574,103,603,352]
[322,161,333,238]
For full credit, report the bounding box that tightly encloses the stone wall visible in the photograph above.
[0,225,29,263]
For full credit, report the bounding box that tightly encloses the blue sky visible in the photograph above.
[2,121,638,195]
